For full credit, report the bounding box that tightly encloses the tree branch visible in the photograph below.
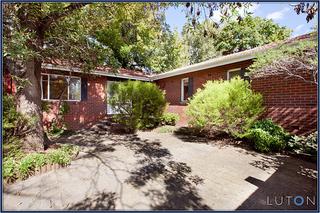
[40,3,89,33]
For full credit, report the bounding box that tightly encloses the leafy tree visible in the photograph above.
[3,3,167,151]
[147,29,188,73]
[214,16,291,55]
[182,20,220,64]
[95,8,187,73]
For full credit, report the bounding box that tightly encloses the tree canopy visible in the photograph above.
[182,20,220,64]
[213,16,292,55]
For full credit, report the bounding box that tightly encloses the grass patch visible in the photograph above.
[3,144,79,183]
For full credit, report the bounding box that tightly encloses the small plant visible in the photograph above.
[160,112,180,126]
[288,131,317,156]
[2,144,79,182]
[108,81,166,132]
[3,157,17,181]
[187,77,264,137]
[243,119,290,153]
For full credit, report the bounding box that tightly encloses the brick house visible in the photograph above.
[4,33,317,135]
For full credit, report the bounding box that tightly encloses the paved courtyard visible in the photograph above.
[3,128,317,210]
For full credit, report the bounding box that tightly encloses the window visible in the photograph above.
[227,68,242,80]
[181,78,189,102]
[41,74,81,101]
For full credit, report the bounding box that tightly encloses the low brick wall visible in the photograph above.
[251,75,317,135]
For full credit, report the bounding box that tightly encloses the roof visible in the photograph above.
[42,33,315,81]
[42,59,151,81]
[151,33,315,80]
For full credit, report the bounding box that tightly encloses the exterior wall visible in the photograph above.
[156,61,317,135]
[41,70,108,130]
[251,75,317,135]
[156,60,252,125]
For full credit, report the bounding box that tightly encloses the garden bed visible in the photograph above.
[3,144,79,185]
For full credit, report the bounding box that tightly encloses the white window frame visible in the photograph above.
[227,68,242,80]
[41,73,81,102]
[181,77,189,102]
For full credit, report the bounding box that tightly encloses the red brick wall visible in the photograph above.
[251,74,317,135]
[156,61,317,135]
[43,75,107,130]
[156,60,252,105]
[156,60,252,125]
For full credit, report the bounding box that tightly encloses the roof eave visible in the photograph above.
[42,63,151,81]
[151,54,256,81]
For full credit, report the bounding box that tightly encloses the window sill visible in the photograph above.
[41,99,81,103]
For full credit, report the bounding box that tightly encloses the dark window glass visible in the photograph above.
[69,77,81,100]
[182,78,189,101]
[228,70,241,80]
[42,75,48,99]
[49,75,68,100]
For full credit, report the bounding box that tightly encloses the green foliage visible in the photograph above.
[187,77,264,137]
[155,125,176,133]
[3,94,29,158]
[248,39,318,75]
[214,16,291,55]
[148,30,188,73]
[160,112,180,126]
[3,144,79,182]
[95,5,186,73]
[288,131,317,156]
[3,157,17,181]
[108,81,166,132]
[243,119,290,153]
[182,20,220,64]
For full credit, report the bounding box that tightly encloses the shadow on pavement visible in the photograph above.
[237,156,317,210]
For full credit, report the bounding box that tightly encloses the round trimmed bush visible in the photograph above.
[108,81,166,132]
[186,77,264,137]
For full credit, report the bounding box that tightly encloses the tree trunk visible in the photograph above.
[16,58,45,152]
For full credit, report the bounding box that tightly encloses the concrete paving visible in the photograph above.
[3,129,317,210]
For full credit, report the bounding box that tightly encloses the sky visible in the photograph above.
[165,2,318,38]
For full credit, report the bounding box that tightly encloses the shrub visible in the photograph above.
[244,119,290,153]
[160,112,179,126]
[187,77,264,137]
[108,81,166,132]
[288,131,317,156]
